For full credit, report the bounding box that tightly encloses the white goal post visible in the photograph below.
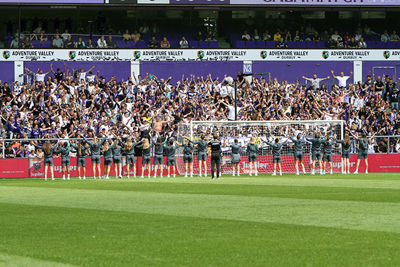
[176,120,345,175]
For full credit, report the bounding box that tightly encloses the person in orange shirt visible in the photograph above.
[160,37,171,48]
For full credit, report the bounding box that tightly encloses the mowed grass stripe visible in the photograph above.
[1,203,399,267]
[0,186,399,234]
[2,179,400,203]
[2,173,400,190]
[0,253,77,267]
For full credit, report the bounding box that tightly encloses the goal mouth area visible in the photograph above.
[176,120,345,174]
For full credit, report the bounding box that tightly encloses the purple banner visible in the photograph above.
[231,0,400,5]
[362,62,400,82]
[0,62,15,83]
[0,0,103,3]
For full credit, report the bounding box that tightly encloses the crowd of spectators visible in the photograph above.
[0,66,400,158]
[9,23,400,49]
[238,25,400,49]
[7,24,217,49]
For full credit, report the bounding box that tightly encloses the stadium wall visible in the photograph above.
[1,49,400,84]
[24,61,131,82]
[0,62,15,83]
[1,154,400,178]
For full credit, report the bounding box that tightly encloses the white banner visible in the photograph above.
[1,49,400,61]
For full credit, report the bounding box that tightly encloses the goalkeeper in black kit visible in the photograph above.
[208,135,222,179]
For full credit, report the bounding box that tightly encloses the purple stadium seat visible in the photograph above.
[136,40,147,48]
[169,40,179,48]
[40,40,52,48]
[199,41,208,48]
[236,40,246,48]
[376,41,386,48]
[387,41,396,49]
[297,41,307,48]
[246,41,256,49]
[126,40,136,48]
[190,40,198,48]
[255,41,266,48]
[286,41,297,48]
[316,41,325,48]
[31,40,40,48]
[266,41,275,48]
[115,40,126,48]
[309,41,318,48]
[208,41,219,48]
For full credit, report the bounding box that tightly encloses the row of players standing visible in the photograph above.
[34,129,374,181]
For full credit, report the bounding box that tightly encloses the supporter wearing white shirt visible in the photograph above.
[12,81,23,95]
[331,31,341,42]
[77,66,95,83]
[24,68,50,83]
[61,29,71,41]
[97,36,107,48]
[354,96,364,110]
[302,74,330,90]
[331,70,352,88]
[87,73,96,82]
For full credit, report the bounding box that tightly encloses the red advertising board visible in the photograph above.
[0,154,400,179]
[0,158,29,178]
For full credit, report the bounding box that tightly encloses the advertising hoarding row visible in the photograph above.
[1,49,400,61]
[1,154,399,178]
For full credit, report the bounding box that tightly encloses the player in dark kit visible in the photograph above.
[54,141,72,180]
[290,133,306,175]
[208,135,222,179]
[71,140,89,179]
[262,137,288,176]
[322,134,336,175]
[336,134,351,174]
[224,138,243,176]
[350,132,376,174]
[306,132,324,175]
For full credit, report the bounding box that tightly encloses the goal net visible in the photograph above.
[176,120,345,175]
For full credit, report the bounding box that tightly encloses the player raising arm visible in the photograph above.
[322,134,336,175]
[152,136,167,178]
[164,139,181,178]
[350,132,376,174]
[83,135,107,179]
[122,137,142,179]
[192,134,208,177]
[181,137,195,178]
[34,140,58,181]
[290,132,306,175]
[246,137,259,176]
[224,138,243,177]
[306,132,324,175]
[111,138,123,179]
[54,141,72,180]
[336,134,351,174]
[138,138,152,178]
[262,136,288,176]
[102,139,113,179]
[71,140,89,179]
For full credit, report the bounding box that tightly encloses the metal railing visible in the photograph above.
[2,135,398,159]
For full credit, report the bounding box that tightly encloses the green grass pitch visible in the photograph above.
[0,173,399,266]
